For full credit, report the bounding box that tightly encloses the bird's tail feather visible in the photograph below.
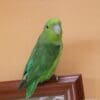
[18,80,26,89]
[26,80,39,99]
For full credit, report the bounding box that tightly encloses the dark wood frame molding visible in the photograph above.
[0,74,85,100]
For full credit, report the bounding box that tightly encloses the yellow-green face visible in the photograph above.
[44,18,62,35]
[43,18,62,44]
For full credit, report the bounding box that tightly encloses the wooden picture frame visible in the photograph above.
[0,74,85,100]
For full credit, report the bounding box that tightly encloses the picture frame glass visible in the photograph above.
[18,95,64,100]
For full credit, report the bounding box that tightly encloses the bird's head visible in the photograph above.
[41,18,62,45]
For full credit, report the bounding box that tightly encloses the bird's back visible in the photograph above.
[25,43,62,86]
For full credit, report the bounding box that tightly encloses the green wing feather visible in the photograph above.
[26,43,61,84]
[19,41,62,98]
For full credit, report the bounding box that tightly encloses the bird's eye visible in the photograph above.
[46,25,49,29]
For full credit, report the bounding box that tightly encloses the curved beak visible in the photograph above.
[54,24,61,34]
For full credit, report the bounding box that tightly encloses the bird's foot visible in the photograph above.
[51,75,59,81]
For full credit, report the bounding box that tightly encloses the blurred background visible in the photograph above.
[0,0,100,99]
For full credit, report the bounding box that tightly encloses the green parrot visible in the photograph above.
[19,18,63,99]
